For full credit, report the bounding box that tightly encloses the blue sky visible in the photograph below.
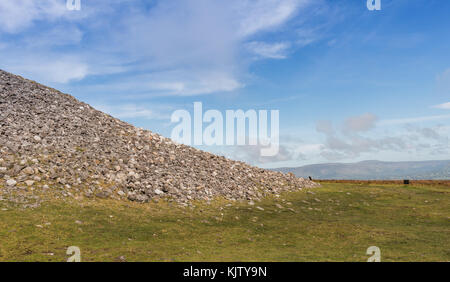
[1,0,449,168]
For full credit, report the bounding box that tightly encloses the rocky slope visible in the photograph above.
[0,70,318,205]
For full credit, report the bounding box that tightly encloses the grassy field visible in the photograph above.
[316,179,450,187]
[0,182,449,262]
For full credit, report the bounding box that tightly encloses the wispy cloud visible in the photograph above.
[4,55,89,83]
[94,104,173,120]
[76,70,243,98]
[315,113,450,161]
[235,0,310,37]
[343,113,378,133]
[0,0,68,33]
[379,114,450,125]
[246,41,291,59]
[296,27,323,47]
[0,0,319,96]
[433,102,450,110]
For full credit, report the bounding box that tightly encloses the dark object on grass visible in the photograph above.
[309,176,313,181]
[403,179,410,185]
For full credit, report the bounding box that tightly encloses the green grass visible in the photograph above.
[0,183,449,262]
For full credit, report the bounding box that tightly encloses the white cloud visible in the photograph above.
[405,125,445,141]
[295,143,323,155]
[318,127,407,160]
[379,114,450,125]
[0,0,317,96]
[235,0,310,37]
[433,102,450,110]
[220,143,305,165]
[94,104,172,120]
[316,114,450,161]
[0,0,68,33]
[79,70,243,98]
[139,71,243,96]
[343,113,378,132]
[296,27,323,47]
[316,120,334,135]
[4,56,89,83]
[246,41,291,59]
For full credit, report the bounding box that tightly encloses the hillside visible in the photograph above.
[275,160,450,180]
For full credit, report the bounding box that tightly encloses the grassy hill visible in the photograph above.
[1,181,448,262]
[276,160,450,180]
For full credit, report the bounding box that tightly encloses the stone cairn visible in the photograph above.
[0,69,318,205]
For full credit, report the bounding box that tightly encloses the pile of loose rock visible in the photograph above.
[0,69,318,205]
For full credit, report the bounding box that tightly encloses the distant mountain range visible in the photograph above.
[274,160,450,180]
